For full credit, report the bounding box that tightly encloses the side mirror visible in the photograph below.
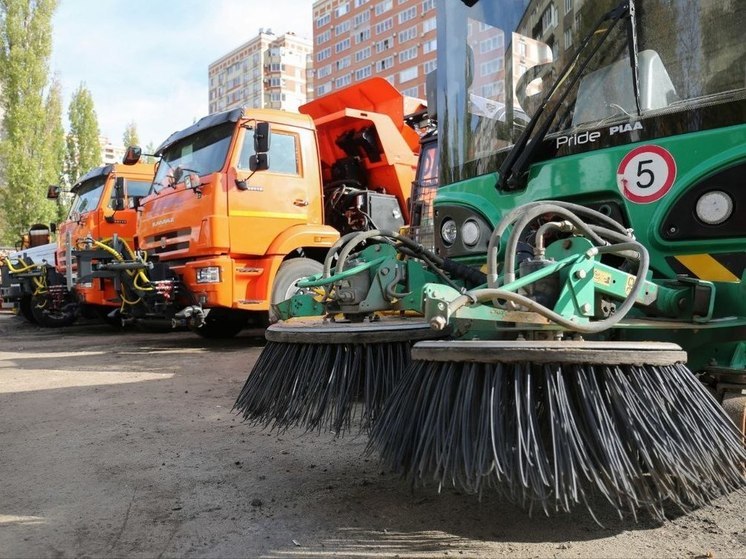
[183,172,201,190]
[47,185,61,200]
[250,153,269,172]
[50,222,57,234]
[122,146,142,165]
[112,177,126,211]
[254,121,271,153]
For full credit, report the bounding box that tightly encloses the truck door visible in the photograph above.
[228,123,317,256]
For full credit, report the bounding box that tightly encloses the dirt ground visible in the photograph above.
[0,311,744,559]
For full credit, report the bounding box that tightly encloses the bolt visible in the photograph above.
[437,302,446,311]
[581,303,592,314]
[563,239,572,250]
[430,316,447,331]
[668,225,678,235]
[380,268,389,276]
[574,269,587,280]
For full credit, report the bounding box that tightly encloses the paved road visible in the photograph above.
[0,312,744,558]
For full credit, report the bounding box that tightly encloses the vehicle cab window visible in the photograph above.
[238,129,300,175]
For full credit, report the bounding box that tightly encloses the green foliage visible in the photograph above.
[144,141,157,164]
[65,82,100,186]
[0,0,61,244]
[45,76,68,222]
[122,120,139,150]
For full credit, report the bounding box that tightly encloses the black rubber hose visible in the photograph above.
[440,258,487,287]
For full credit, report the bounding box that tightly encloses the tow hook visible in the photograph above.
[173,305,210,329]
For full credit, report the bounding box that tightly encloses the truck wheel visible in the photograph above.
[19,296,37,323]
[30,294,76,328]
[269,258,323,323]
[194,308,248,339]
[722,392,746,443]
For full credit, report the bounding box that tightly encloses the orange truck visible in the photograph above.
[119,77,422,337]
[34,162,155,326]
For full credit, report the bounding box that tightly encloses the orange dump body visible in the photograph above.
[134,77,420,315]
[56,162,155,308]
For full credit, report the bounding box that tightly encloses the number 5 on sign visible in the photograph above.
[616,145,677,204]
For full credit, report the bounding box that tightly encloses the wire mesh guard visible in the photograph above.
[368,340,746,522]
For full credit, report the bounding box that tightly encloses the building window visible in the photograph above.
[422,39,436,54]
[564,28,573,49]
[316,64,332,78]
[402,86,419,96]
[335,38,351,53]
[316,47,331,62]
[517,41,527,56]
[398,6,417,24]
[336,56,351,70]
[316,13,330,27]
[564,0,572,13]
[399,46,418,63]
[353,11,370,26]
[375,17,393,35]
[335,2,349,17]
[423,59,437,74]
[398,25,417,43]
[374,0,392,15]
[335,75,352,87]
[375,38,392,53]
[335,20,351,35]
[355,66,372,80]
[422,0,435,11]
[422,16,436,33]
[479,58,503,77]
[355,46,371,62]
[399,66,418,83]
[355,28,371,43]
[354,0,369,6]
[479,34,502,54]
[376,56,394,71]
[316,82,331,96]
[541,3,558,35]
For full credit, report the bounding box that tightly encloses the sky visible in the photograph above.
[50,0,315,150]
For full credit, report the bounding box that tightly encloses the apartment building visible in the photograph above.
[99,138,125,166]
[208,30,313,114]
[311,0,437,100]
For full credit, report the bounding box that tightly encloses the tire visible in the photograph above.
[19,295,37,323]
[269,258,324,323]
[30,293,77,328]
[193,308,248,339]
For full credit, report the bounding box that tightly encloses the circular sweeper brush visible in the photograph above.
[233,317,448,434]
[369,340,746,522]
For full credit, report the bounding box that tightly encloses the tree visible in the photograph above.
[65,82,100,186]
[122,120,139,149]
[45,76,68,222]
[144,141,157,164]
[0,0,61,243]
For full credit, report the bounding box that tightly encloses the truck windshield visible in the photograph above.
[69,176,107,217]
[436,0,746,185]
[152,122,235,193]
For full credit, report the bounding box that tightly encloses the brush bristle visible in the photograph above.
[368,358,746,522]
[234,340,411,434]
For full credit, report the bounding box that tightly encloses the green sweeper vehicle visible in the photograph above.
[235,0,746,521]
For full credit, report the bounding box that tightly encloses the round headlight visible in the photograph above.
[461,219,481,246]
[441,219,457,245]
[695,190,733,225]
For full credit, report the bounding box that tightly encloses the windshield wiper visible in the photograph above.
[498,0,639,192]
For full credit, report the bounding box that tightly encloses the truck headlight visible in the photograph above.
[461,219,481,246]
[441,219,457,245]
[196,266,221,284]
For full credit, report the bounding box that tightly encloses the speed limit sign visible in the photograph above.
[616,145,677,204]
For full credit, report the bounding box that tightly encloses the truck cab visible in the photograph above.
[124,77,422,337]
[55,162,155,324]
